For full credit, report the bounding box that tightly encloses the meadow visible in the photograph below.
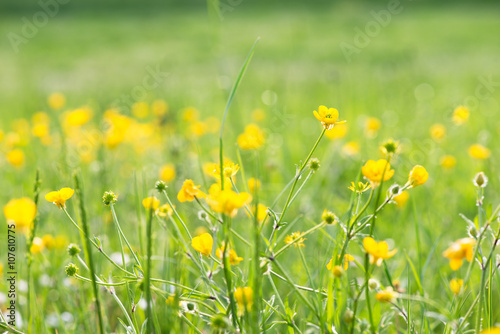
[1,1,500,333]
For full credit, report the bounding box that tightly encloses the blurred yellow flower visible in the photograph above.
[440,155,457,169]
[342,141,360,156]
[152,100,168,116]
[481,328,500,334]
[284,231,306,248]
[156,204,174,217]
[251,203,267,222]
[450,278,463,295]
[234,287,253,312]
[313,105,345,130]
[325,122,348,140]
[237,124,265,150]
[393,191,409,207]
[3,197,37,231]
[64,107,92,127]
[363,237,397,266]
[30,237,44,254]
[248,178,261,193]
[177,180,206,202]
[159,164,176,182]
[45,188,74,209]
[364,117,381,137]
[132,101,150,119]
[362,159,394,186]
[468,144,490,160]
[42,234,55,250]
[327,254,355,271]
[143,197,160,210]
[6,149,25,167]
[32,123,50,138]
[430,123,446,140]
[191,233,213,256]
[452,105,469,125]
[182,107,199,122]
[216,243,243,265]
[190,121,207,137]
[443,238,475,270]
[376,287,398,303]
[252,108,266,122]
[206,184,251,217]
[407,165,428,187]
[48,92,66,110]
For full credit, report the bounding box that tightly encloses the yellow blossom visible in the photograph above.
[248,178,261,193]
[190,121,207,137]
[206,184,251,217]
[407,165,429,187]
[156,204,174,217]
[216,243,243,265]
[177,180,206,202]
[327,254,355,271]
[284,232,306,248]
[468,144,490,160]
[364,117,381,137]
[443,238,475,270]
[159,164,176,182]
[48,92,66,110]
[348,181,371,193]
[376,287,398,303]
[30,237,44,254]
[237,124,265,150]
[313,105,345,130]
[325,122,348,139]
[342,141,360,156]
[249,203,268,222]
[430,123,446,140]
[480,328,500,334]
[450,278,463,295]
[452,105,469,125]
[191,233,213,256]
[252,109,266,122]
[132,101,150,119]
[363,237,397,266]
[362,159,394,186]
[152,100,168,116]
[42,234,55,250]
[45,188,75,209]
[440,155,457,169]
[393,191,409,207]
[64,107,92,127]
[234,287,253,312]
[6,149,25,167]
[182,107,199,122]
[142,197,160,210]
[3,197,37,231]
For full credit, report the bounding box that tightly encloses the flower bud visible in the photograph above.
[155,180,168,192]
[65,263,79,277]
[67,243,81,257]
[343,309,354,323]
[322,209,337,225]
[332,265,344,278]
[368,278,379,290]
[211,314,231,330]
[308,158,320,171]
[102,191,118,206]
[473,172,488,188]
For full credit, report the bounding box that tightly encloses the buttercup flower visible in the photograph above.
[362,159,394,186]
[443,238,475,270]
[348,181,371,194]
[156,204,174,217]
[284,232,306,248]
[234,287,253,313]
[48,92,66,110]
[248,178,261,193]
[393,191,409,207]
[468,144,490,160]
[45,188,75,209]
[364,117,381,137]
[380,138,399,157]
[430,123,446,140]
[407,165,429,187]
[237,124,265,150]
[216,243,243,265]
[4,197,37,231]
[6,149,25,167]
[205,184,251,217]
[450,278,463,295]
[375,287,398,303]
[363,237,397,266]
[159,164,176,182]
[191,233,213,256]
[452,105,469,125]
[321,209,337,225]
[313,105,345,130]
[440,155,457,169]
[327,254,355,271]
[177,180,206,202]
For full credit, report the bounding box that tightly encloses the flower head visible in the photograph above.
[177,180,206,202]
[380,138,399,157]
[216,243,243,265]
[159,164,176,182]
[348,181,371,194]
[430,123,446,140]
[450,278,463,295]
[248,178,261,193]
[362,159,394,186]
[142,197,160,210]
[407,165,429,187]
[363,237,397,266]
[237,124,265,150]
[376,287,398,303]
[469,144,490,160]
[327,254,355,271]
[156,204,174,217]
[321,209,337,225]
[284,232,306,248]
[206,184,251,217]
[4,197,37,231]
[473,172,488,188]
[45,188,75,209]
[103,191,118,206]
[440,155,457,169]
[443,238,475,270]
[313,105,345,130]
[452,105,469,125]
[48,92,66,110]
[393,191,409,207]
[191,233,213,257]
[234,287,253,313]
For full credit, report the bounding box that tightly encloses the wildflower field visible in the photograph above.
[1,1,500,333]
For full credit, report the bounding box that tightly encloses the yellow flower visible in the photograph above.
[379,138,399,157]
[48,92,66,110]
[132,101,150,119]
[452,105,469,125]
[6,149,25,167]
[361,159,394,186]
[30,237,44,254]
[248,178,261,193]
[364,117,381,137]
[64,107,92,127]
[156,204,174,217]
[252,108,266,122]
[249,203,268,222]
[443,238,475,270]
[45,188,75,209]
[41,234,55,250]
[190,121,207,137]
[3,197,37,231]
[177,180,206,202]
[191,233,213,256]
[234,287,253,312]
[206,184,251,217]
[142,197,160,210]
[407,165,428,187]
[450,278,463,295]
[468,144,490,160]
[159,164,176,182]
[348,181,371,194]
[481,328,500,334]
[327,254,355,271]
[211,161,240,180]
[284,232,306,248]
[152,100,169,116]
[393,191,409,207]
[376,287,398,303]
[216,243,243,265]
[440,155,457,169]
[237,124,265,150]
[430,123,446,140]
[182,107,199,122]
[325,122,348,139]
[363,237,397,266]
[313,105,345,130]
[32,123,50,138]
[342,141,360,156]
